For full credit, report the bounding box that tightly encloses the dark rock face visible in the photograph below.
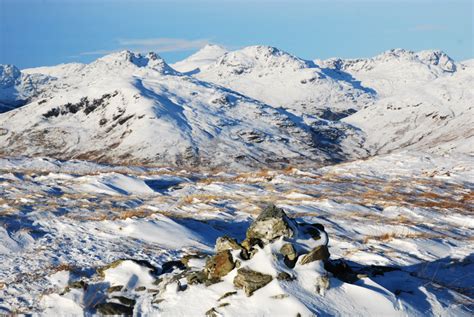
[42,91,118,118]
[246,205,296,242]
[95,302,134,316]
[300,245,330,265]
[233,268,273,296]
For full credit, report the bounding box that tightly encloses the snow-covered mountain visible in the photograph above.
[0,46,471,167]
[316,48,457,98]
[194,46,472,156]
[0,50,364,168]
[0,64,52,113]
[195,45,375,118]
[1,46,473,317]
[315,49,473,155]
[171,44,227,74]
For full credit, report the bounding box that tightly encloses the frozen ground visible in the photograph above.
[0,152,472,315]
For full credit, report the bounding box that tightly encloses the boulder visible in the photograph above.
[215,236,242,252]
[95,302,134,316]
[205,250,235,279]
[280,243,298,268]
[276,272,295,281]
[246,205,296,243]
[299,245,330,265]
[233,268,273,296]
[186,271,208,285]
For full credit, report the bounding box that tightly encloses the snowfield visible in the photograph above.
[0,153,473,316]
[0,45,473,316]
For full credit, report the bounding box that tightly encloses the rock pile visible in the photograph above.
[158,204,332,298]
[63,205,336,315]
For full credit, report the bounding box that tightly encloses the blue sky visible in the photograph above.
[1,0,472,69]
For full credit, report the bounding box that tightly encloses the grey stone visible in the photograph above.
[299,245,330,265]
[246,205,296,243]
[280,243,298,268]
[233,268,273,297]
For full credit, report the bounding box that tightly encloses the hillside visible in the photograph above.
[0,51,365,168]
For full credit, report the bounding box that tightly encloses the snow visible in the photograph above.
[0,151,472,315]
[0,45,472,315]
[171,44,227,74]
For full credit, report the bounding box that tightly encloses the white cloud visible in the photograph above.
[80,38,210,56]
[118,38,210,52]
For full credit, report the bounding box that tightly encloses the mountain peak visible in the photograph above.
[197,44,227,55]
[171,44,227,73]
[416,49,456,72]
[375,48,456,71]
[94,50,177,74]
[215,45,311,72]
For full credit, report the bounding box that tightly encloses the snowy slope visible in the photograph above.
[0,47,471,167]
[0,51,364,168]
[0,153,472,316]
[171,44,227,74]
[191,46,472,156]
[316,48,457,98]
[195,45,376,118]
[317,49,474,155]
[23,62,86,79]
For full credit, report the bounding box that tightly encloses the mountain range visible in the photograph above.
[0,45,472,168]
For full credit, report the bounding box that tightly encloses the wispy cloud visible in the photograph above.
[409,24,447,32]
[79,38,210,56]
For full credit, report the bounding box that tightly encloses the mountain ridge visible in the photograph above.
[0,46,471,168]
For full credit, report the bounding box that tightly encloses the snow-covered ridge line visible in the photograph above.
[0,46,472,168]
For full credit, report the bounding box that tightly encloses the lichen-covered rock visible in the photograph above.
[280,243,298,268]
[276,272,295,281]
[205,250,235,279]
[233,268,273,296]
[215,236,242,252]
[299,245,330,265]
[186,271,208,285]
[246,205,296,243]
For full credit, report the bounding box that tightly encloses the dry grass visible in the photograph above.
[179,194,223,206]
[363,232,442,244]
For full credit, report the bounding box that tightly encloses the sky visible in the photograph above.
[0,0,473,69]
